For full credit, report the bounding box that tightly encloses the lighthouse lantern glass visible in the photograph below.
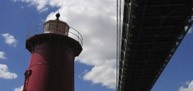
[43,20,69,36]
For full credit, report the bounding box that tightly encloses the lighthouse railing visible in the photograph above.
[69,27,83,46]
[26,23,83,46]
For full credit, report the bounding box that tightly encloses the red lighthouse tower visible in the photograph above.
[23,13,82,91]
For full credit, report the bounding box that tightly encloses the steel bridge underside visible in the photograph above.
[118,0,193,91]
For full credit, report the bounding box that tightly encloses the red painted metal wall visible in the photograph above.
[24,34,82,91]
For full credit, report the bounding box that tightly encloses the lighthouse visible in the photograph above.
[23,13,82,91]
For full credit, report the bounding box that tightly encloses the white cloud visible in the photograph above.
[83,59,116,89]
[1,33,18,47]
[188,26,193,33]
[188,28,193,33]
[185,25,193,34]
[14,0,117,89]
[0,64,17,79]
[14,0,49,12]
[0,51,7,60]
[14,85,23,91]
[179,80,193,91]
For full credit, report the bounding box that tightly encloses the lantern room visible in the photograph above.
[43,13,70,36]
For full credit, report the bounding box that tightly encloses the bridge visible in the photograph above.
[117,0,193,91]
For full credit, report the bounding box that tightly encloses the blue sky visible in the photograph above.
[0,0,192,91]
